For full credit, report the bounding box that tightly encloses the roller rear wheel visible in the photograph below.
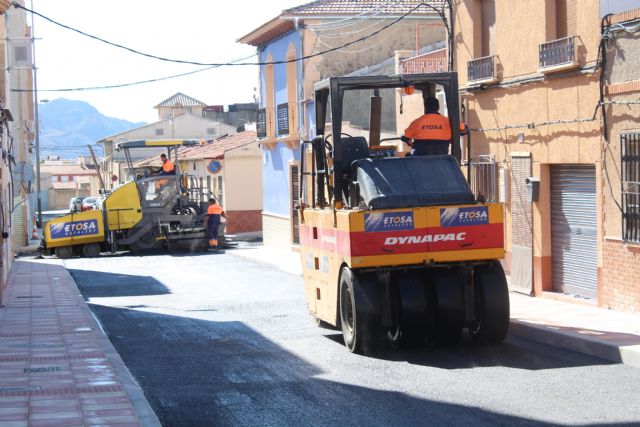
[388,271,428,348]
[431,268,465,346]
[339,268,382,354]
[469,261,510,344]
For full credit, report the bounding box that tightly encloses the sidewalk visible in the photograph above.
[228,245,640,368]
[0,259,160,427]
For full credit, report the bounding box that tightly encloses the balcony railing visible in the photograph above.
[400,48,447,74]
[467,55,497,83]
[539,36,577,70]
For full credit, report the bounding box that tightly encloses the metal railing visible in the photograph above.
[470,155,498,203]
[400,48,447,74]
[622,132,640,243]
[539,36,577,69]
[467,55,496,83]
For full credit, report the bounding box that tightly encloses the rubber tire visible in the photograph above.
[388,271,428,348]
[431,268,465,346]
[128,229,161,253]
[55,246,73,259]
[339,268,382,354]
[82,243,100,258]
[469,261,510,344]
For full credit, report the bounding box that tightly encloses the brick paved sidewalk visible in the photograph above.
[0,259,160,427]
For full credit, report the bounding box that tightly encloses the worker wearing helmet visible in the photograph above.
[205,197,227,250]
[401,97,451,156]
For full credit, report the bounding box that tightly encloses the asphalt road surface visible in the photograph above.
[64,250,640,427]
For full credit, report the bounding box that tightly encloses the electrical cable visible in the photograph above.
[12,1,440,67]
[11,2,444,93]
[12,53,257,93]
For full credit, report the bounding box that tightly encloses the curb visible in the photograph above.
[509,320,640,368]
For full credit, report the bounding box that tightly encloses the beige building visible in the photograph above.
[40,158,100,210]
[98,96,237,189]
[3,2,37,252]
[444,0,640,313]
[135,131,262,236]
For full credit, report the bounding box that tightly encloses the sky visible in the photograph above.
[32,0,304,123]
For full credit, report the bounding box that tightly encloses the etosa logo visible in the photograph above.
[384,232,466,245]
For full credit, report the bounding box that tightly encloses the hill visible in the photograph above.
[39,99,146,160]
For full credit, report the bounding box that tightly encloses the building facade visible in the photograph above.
[453,0,640,313]
[601,4,640,312]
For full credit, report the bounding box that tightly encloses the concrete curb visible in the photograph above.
[509,320,640,368]
[58,261,162,427]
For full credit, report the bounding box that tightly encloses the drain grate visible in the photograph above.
[24,367,63,373]
[16,296,43,299]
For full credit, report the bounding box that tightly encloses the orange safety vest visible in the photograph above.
[162,159,175,173]
[404,113,452,141]
[207,204,224,215]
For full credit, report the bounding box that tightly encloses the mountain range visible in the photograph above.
[39,98,146,160]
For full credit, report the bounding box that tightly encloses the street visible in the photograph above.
[63,250,640,427]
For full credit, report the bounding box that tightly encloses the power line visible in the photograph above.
[13,1,437,67]
[11,53,257,93]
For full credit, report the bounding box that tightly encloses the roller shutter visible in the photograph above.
[551,165,597,298]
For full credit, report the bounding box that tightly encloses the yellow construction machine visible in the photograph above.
[298,73,509,354]
[42,140,217,258]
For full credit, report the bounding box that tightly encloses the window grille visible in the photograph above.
[622,133,640,243]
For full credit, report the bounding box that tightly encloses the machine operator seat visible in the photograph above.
[337,136,370,202]
[354,155,476,209]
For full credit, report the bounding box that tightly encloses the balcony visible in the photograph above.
[467,55,498,84]
[539,36,579,73]
[400,48,447,74]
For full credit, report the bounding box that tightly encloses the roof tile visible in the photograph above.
[283,0,445,16]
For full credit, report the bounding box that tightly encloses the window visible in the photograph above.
[277,103,289,136]
[257,108,267,138]
[622,133,640,243]
[470,155,498,202]
[555,0,577,39]
[60,176,69,182]
[51,176,56,183]
[155,128,164,136]
[480,0,496,57]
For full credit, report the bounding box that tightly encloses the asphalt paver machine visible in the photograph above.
[298,73,509,354]
[43,139,221,257]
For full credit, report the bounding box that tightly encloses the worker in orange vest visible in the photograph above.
[205,197,227,250]
[401,97,452,156]
[158,154,175,175]
[154,153,176,192]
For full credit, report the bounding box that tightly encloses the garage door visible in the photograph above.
[551,165,597,298]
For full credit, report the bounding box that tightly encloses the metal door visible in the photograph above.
[510,155,533,295]
[551,165,598,298]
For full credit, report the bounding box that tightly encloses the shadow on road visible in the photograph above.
[87,304,631,427]
[69,269,171,298]
[321,330,616,371]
